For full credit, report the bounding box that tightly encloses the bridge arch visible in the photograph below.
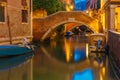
[33,11,100,41]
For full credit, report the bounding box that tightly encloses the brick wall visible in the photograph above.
[33,11,99,41]
[0,0,32,44]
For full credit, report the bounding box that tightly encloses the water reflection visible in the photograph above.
[64,38,71,62]
[41,37,88,63]
[0,53,33,80]
[38,36,112,80]
[71,68,94,80]
[73,47,86,62]
[0,52,33,72]
[0,36,114,80]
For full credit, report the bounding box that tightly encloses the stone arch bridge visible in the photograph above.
[33,11,102,41]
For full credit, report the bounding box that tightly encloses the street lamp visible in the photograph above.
[66,4,74,11]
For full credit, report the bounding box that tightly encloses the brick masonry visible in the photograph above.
[33,11,99,41]
[0,0,32,44]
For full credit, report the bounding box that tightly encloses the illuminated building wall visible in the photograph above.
[0,0,32,44]
[115,7,120,32]
[101,0,120,32]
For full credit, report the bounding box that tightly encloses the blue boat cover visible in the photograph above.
[0,45,33,57]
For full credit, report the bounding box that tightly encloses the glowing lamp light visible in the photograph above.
[86,10,89,14]
[70,5,74,10]
[66,4,74,11]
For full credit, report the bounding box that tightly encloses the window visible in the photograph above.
[0,6,5,22]
[22,10,28,23]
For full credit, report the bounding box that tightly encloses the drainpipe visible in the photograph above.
[7,6,12,44]
[7,15,12,44]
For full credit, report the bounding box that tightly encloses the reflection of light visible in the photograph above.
[102,67,105,76]
[71,68,94,80]
[100,67,105,80]
[74,48,85,62]
[50,40,56,48]
[100,74,103,80]
[64,38,71,62]
[86,43,89,58]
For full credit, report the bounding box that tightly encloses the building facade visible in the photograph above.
[100,1,120,79]
[0,0,32,44]
[100,0,120,32]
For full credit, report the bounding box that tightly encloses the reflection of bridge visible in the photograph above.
[33,11,102,41]
[40,45,89,67]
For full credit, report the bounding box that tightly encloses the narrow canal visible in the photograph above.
[0,36,114,80]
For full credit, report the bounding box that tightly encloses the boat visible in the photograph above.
[88,33,106,54]
[64,31,74,37]
[0,38,36,58]
[0,44,35,57]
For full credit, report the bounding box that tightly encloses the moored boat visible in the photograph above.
[64,31,74,37]
[88,33,106,53]
[0,44,35,58]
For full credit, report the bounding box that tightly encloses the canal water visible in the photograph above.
[0,36,115,80]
